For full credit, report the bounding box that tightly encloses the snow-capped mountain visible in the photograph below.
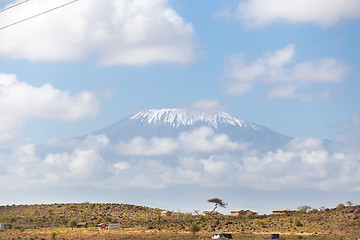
[94,108,291,151]
[131,108,257,129]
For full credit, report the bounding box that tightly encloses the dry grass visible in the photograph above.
[0,203,359,239]
[0,228,348,240]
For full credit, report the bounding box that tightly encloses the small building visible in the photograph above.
[108,223,120,230]
[77,222,87,228]
[272,208,295,215]
[230,210,257,216]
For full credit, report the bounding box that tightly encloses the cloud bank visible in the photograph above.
[116,127,247,156]
[0,73,100,142]
[221,45,347,101]
[0,0,198,65]
[1,121,359,192]
[236,0,360,28]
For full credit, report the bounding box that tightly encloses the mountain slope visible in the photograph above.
[94,109,291,151]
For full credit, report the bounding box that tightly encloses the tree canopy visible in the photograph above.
[297,205,312,212]
[208,198,227,213]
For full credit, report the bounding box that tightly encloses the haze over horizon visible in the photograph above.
[0,0,359,213]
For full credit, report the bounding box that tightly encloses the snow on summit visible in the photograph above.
[130,108,258,129]
[93,108,290,151]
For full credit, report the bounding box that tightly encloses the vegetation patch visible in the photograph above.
[0,202,359,239]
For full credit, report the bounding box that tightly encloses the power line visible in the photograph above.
[0,0,30,13]
[0,0,79,31]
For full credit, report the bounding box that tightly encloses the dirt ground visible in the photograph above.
[0,228,346,240]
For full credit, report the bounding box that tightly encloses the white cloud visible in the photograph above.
[201,156,230,175]
[0,143,49,188]
[179,127,246,153]
[1,134,360,191]
[117,136,178,156]
[0,0,198,65]
[0,134,110,189]
[112,161,131,171]
[44,149,105,182]
[0,73,100,142]
[45,134,109,151]
[116,126,248,156]
[285,137,324,151]
[221,45,347,101]
[69,149,103,177]
[44,148,105,181]
[236,0,360,28]
[235,141,360,191]
[110,143,360,190]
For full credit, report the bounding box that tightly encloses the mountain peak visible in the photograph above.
[93,108,291,151]
[130,108,258,129]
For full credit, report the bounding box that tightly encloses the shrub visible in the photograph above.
[294,218,303,227]
[14,225,23,230]
[336,203,345,210]
[297,205,311,212]
[69,219,77,229]
[254,219,266,228]
[190,223,200,237]
[60,219,69,225]
[105,216,112,223]
[198,215,206,222]
[156,214,161,223]
[310,209,318,213]
[50,231,57,240]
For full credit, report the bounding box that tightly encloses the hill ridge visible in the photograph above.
[1,202,359,238]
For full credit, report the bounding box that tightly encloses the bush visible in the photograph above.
[156,214,161,223]
[190,223,200,237]
[255,219,267,228]
[294,218,303,227]
[50,231,57,240]
[336,203,345,210]
[198,215,206,222]
[105,216,112,223]
[69,219,77,229]
[297,205,311,212]
[60,219,69,225]
[14,225,23,230]
[310,209,318,213]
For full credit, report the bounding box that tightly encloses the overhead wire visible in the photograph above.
[0,0,30,13]
[0,0,80,31]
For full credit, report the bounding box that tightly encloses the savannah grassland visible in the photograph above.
[0,203,359,239]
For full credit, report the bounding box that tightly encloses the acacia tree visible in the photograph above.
[298,205,312,212]
[208,198,227,213]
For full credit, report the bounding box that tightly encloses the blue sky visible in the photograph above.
[0,0,359,213]
[0,0,358,144]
